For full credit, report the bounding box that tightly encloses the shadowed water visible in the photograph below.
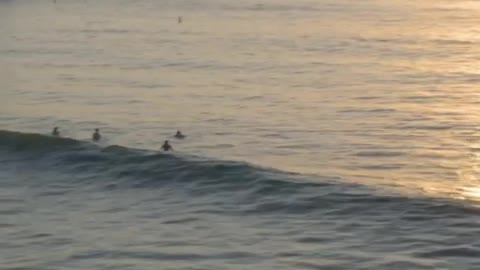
[1,131,480,269]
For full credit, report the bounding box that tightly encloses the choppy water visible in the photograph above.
[1,0,480,269]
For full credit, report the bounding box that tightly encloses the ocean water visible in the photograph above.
[1,0,480,269]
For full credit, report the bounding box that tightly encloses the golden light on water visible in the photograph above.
[462,187,480,202]
[456,146,480,204]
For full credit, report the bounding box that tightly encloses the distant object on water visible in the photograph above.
[178,16,182,24]
[162,140,173,151]
[92,128,101,142]
[52,127,60,137]
[174,130,186,139]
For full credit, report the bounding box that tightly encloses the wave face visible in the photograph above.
[0,130,346,204]
[0,131,468,211]
[1,129,478,215]
[1,130,480,270]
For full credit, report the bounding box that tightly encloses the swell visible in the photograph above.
[0,130,478,218]
[0,130,82,152]
[0,130,317,193]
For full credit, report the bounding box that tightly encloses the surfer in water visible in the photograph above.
[174,130,185,139]
[92,128,101,142]
[52,127,60,137]
[162,140,173,151]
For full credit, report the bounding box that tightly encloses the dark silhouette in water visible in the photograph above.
[174,130,185,139]
[92,129,101,142]
[162,140,173,151]
[51,127,60,137]
[178,16,182,24]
